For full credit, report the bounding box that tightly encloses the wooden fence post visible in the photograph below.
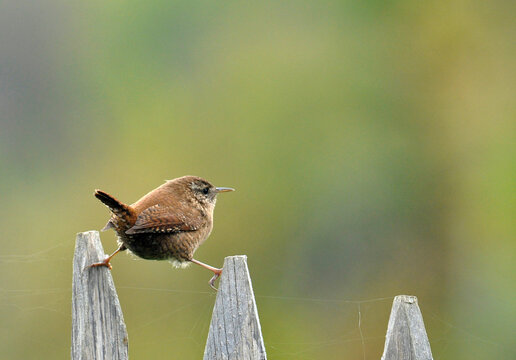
[204,255,267,360]
[381,295,433,360]
[72,231,129,360]
[72,233,435,360]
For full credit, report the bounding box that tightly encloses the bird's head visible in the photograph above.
[169,176,234,210]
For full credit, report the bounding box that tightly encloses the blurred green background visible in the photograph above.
[0,0,514,359]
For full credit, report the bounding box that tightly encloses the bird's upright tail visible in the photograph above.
[94,189,137,231]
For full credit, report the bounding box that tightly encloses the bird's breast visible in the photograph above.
[118,222,213,262]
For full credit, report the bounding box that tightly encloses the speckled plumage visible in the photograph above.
[95,176,231,267]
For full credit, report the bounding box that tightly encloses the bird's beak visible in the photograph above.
[215,187,235,193]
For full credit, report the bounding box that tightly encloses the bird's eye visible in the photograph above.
[202,187,210,195]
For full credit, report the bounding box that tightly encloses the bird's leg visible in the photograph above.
[190,258,223,291]
[89,243,126,270]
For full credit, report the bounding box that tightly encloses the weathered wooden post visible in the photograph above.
[72,231,129,360]
[381,295,433,360]
[204,255,267,360]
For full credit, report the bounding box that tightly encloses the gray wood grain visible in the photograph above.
[72,231,129,360]
[204,255,267,360]
[381,295,433,360]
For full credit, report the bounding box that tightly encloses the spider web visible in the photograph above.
[0,241,504,359]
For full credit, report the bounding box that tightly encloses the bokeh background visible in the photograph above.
[1,0,514,359]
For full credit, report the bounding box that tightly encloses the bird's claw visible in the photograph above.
[209,269,223,291]
[88,258,113,270]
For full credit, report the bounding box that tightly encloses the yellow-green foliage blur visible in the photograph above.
[0,1,514,359]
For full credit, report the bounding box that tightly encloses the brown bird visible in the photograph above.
[90,175,234,289]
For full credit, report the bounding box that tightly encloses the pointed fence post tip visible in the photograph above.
[381,295,433,360]
[204,255,267,360]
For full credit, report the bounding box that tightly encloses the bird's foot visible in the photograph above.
[190,258,223,291]
[88,258,113,270]
[87,244,125,271]
[209,268,223,291]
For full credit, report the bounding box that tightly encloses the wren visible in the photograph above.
[90,175,234,289]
